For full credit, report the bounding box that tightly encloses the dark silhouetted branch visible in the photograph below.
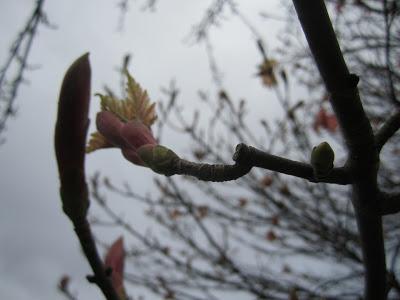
[233,143,351,185]
[156,143,351,185]
[379,192,400,216]
[375,111,400,152]
[292,1,386,299]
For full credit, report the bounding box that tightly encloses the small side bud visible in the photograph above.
[137,145,179,176]
[310,141,334,179]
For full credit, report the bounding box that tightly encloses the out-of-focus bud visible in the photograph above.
[137,145,179,176]
[310,141,335,179]
[54,53,91,221]
[104,237,127,300]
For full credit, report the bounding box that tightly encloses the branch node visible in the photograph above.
[86,274,97,284]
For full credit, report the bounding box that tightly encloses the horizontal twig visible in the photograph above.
[163,143,351,185]
[173,158,252,182]
[233,143,351,185]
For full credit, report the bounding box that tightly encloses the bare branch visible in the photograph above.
[234,143,351,185]
[0,0,48,141]
[153,143,351,184]
[380,192,400,216]
[375,110,400,152]
[74,220,121,300]
[292,1,386,299]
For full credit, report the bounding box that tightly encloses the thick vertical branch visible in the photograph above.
[292,1,386,299]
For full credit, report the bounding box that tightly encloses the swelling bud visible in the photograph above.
[137,145,179,176]
[311,141,334,179]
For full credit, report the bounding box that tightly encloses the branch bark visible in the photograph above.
[292,1,386,299]
[375,110,400,152]
[156,143,351,184]
[379,192,400,215]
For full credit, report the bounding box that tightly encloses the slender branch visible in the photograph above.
[173,158,252,182]
[158,143,351,184]
[383,0,399,106]
[379,192,400,216]
[0,0,46,140]
[375,110,400,152]
[73,219,121,300]
[233,143,351,185]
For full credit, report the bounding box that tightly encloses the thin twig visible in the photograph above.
[375,110,400,152]
[0,0,47,140]
[379,192,400,216]
[162,143,350,185]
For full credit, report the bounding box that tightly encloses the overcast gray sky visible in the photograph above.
[0,0,284,299]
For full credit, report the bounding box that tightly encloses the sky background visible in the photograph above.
[0,0,286,299]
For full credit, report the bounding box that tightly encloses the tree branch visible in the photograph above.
[233,143,351,185]
[375,110,400,152]
[156,143,351,185]
[292,1,386,299]
[0,0,47,141]
[73,220,121,300]
[379,192,400,216]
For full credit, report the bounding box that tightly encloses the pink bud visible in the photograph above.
[104,237,126,299]
[120,121,157,150]
[121,147,146,166]
[96,111,129,148]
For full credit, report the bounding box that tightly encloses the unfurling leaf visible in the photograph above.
[86,131,113,153]
[86,71,158,156]
[98,72,157,126]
